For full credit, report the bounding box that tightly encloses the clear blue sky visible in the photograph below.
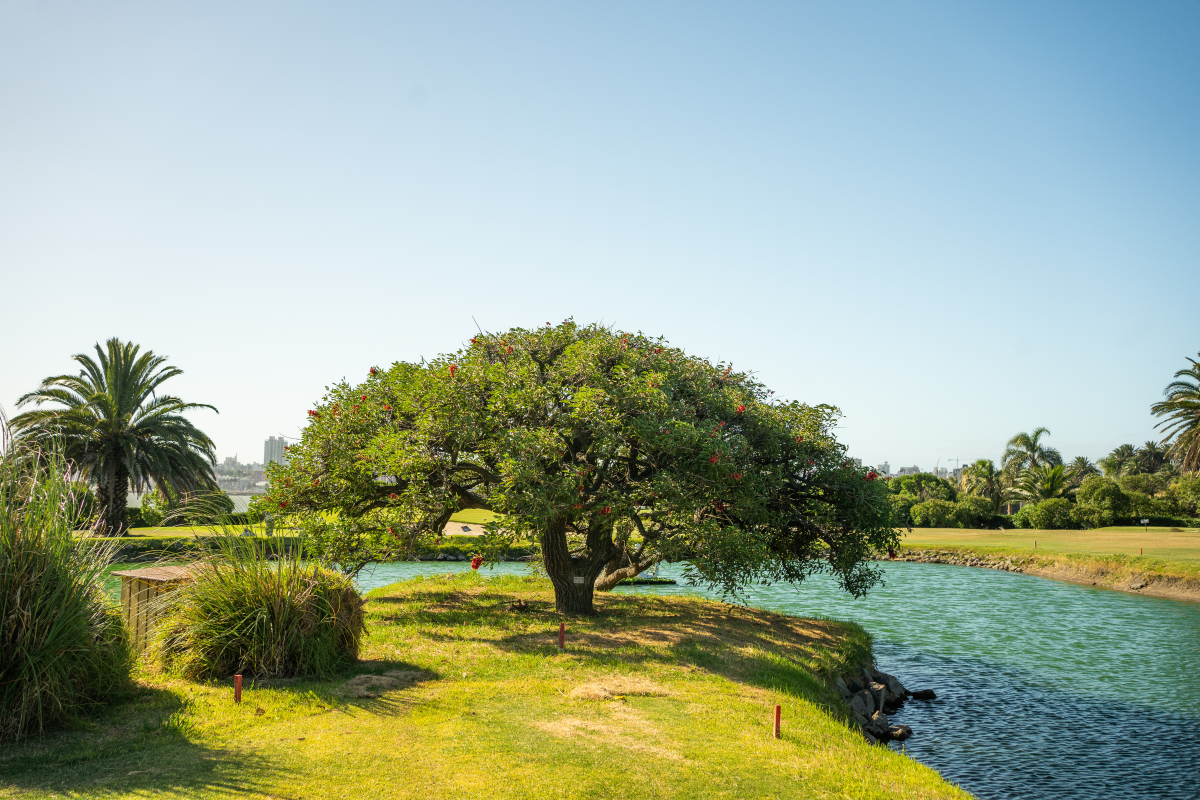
[2,1,1197,471]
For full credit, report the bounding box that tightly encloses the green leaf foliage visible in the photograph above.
[258,322,898,609]
[910,498,957,528]
[1013,498,1076,530]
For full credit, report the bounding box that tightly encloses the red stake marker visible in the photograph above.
[558,622,565,652]
[773,705,781,739]
[1140,548,1143,556]
[234,674,243,704]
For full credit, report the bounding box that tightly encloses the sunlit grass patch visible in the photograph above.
[1,573,967,800]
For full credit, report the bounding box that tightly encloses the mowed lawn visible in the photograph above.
[901,526,1200,565]
[1,574,966,800]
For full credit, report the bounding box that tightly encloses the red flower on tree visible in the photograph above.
[307,410,319,417]
[279,501,287,508]
[794,435,803,442]
[713,501,725,512]
[732,473,743,480]
[389,493,398,500]
[737,404,746,413]
[369,367,379,376]
[600,506,611,515]
[866,471,879,481]
[709,455,719,463]
[471,556,484,570]
[383,405,391,411]
[449,364,458,376]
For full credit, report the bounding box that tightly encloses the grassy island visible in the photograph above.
[1,573,966,799]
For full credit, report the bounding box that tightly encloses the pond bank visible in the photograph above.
[891,545,1200,602]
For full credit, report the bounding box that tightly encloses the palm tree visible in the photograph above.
[1003,427,1062,473]
[1134,440,1170,474]
[1066,456,1098,486]
[962,458,1006,513]
[1099,443,1137,477]
[11,338,219,533]
[1152,353,1200,473]
[1016,464,1073,501]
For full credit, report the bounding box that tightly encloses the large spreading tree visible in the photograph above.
[11,338,220,533]
[261,322,897,614]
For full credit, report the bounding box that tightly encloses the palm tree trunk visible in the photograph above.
[102,462,129,535]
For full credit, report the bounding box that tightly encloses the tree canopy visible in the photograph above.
[260,322,898,613]
[11,338,219,533]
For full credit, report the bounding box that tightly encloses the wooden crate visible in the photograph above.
[112,565,195,653]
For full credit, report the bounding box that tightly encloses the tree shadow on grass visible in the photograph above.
[378,584,861,708]
[0,685,296,797]
[331,659,442,718]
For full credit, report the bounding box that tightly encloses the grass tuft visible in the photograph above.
[0,444,133,742]
[152,534,366,680]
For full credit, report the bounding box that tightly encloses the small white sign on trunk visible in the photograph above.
[573,576,585,584]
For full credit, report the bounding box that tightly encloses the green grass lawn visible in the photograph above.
[1,574,966,800]
[901,525,1200,581]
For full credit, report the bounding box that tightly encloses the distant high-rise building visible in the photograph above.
[877,462,890,476]
[264,436,288,466]
[897,465,921,476]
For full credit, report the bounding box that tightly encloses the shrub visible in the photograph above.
[1070,505,1114,530]
[1112,515,1198,528]
[953,495,995,528]
[889,492,917,526]
[155,535,366,679]
[1076,476,1128,514]
[1119,473,1170,498]
[1,447,133,741]
[1013,498,1077,530]
[1165,476,1200,517]
[910,498,957,528]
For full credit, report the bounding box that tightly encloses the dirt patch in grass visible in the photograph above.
[536,705,683,761]
[340,670,429,698]
[569,677,670,700]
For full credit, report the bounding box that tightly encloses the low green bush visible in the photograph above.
[953,496,995,528]
[1070,504,1114,530]
[1013,498,1077,530]
[1112,514,1198,528]
[155,535,365,679]
[1,448,133,741]
[910,498,957,527]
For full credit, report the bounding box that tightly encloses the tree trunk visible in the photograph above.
[539,516,613,615]
[102,462,129,535]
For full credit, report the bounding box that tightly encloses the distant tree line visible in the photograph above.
[889,351,1200,530]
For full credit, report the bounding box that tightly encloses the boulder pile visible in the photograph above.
[835,668,936,744]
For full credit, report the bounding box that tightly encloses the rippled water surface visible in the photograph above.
[357,561,1200,800]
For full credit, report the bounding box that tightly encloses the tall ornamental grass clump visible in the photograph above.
[154,535,365,679]
[0,443,133,742]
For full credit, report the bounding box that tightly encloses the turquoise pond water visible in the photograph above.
[355,560,1200,800]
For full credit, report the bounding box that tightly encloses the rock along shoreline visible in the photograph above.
[883,547,1200,603]
[835,667,935,745]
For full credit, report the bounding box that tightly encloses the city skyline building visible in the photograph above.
[264,436,288,467]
